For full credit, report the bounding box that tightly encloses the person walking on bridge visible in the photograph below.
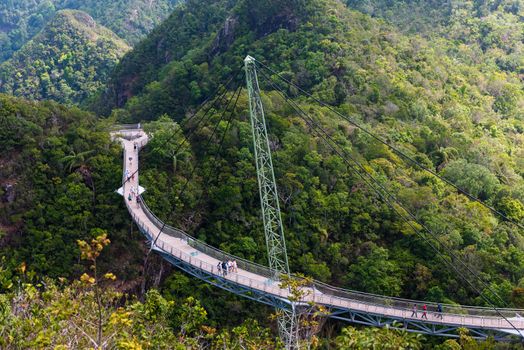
[422,304,428,319]
[217,262,222,276]
[222,261,228,276]
[436,303,443,319]
[411,304,417,318]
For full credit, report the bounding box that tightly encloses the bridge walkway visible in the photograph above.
[112,128,524,340]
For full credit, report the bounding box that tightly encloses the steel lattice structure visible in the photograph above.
[244,55,301,350]
[244,55,290,280]
[112,76,524,347]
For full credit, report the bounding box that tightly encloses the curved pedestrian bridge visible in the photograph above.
[112,127,524,340]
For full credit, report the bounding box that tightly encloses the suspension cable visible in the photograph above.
[197,86,243,204]
[258,70,523,337]
[255,59,524,232]
[259,68,508,304]
[121,67,243,187]
[152,64,245,152]
[172,83,242,206]
[148,83,243,243]
[164,78,233,159]
[154,72,236,150]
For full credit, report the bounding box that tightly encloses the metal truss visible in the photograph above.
[245,55,298,349]
[138,225,518,342]
[244,55,290,280]
[327,307,518,341]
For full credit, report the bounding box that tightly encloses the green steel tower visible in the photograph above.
[244,55,298,349]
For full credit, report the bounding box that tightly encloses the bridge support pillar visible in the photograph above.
[245,55,298,348]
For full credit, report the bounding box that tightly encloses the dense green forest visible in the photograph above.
[0,92,273,345]
[97,0,524,307]
[346,0,523,75]
[0,94,139,280]
[1,0,524,347]
[0,10,130,104]
[346,0,452,34]
[1,92,496,349]
[0,212,512,348]
[0,0,180,63]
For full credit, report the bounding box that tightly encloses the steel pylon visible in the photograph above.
[244,55,299,349]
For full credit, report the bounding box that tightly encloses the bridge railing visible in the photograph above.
[119,129,524,327]
[127,203,294,298]
[139,198,276,280]
[111,123,142,131]
[137,194,524,320]
[121,134,148,188]
[311,281,524,319]
[125,203,524,329]
[112,130,148,147]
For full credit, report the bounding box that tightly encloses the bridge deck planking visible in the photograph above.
[113,129,524,336]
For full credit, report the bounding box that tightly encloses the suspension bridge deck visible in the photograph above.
[113,128,524,340]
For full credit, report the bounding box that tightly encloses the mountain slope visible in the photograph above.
[345,0,452,34]
[0,10,130,104]
[97,0,237,112]
[93,0,524,307]
[95,0,317,116]
[0,93,142,280]
[345,0,524,75]
[0,0,180,63]
[0,0,58,63]
[59,0,182,46]
[0,96,453,347]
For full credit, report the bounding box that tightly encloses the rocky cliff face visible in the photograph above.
[209,15,239,56]
[209,1,300,57]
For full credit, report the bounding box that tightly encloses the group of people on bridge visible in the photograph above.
[125,151,141,208]
[127,184,142,208]
[217,260,238,276]
[411,303,443,320]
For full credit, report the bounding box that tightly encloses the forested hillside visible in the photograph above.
[0,0,180,63]
[54,0,182,45]
[0,93,140,280]
[346,0,452,33]
[0,10,130,104]
[0,92,453,350]
[95,0,524,309]
[346,0,523,74]
[1,0,524,347]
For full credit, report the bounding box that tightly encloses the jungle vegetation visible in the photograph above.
[97,0,524,307]
[0,0,180,62]
[0,0,523,348]
[0,10,130,104]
